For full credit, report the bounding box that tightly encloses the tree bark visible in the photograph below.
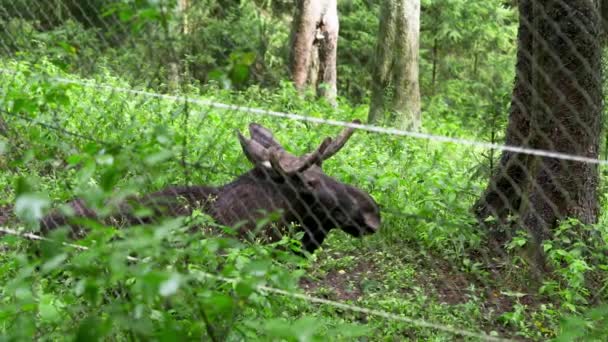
[474,0,602,271]
[290,0,339,105]
[0,115,7,137]
[600,0,608,40]
[368,0,421,131]
[168,0,190,91]
[179,0,190,35]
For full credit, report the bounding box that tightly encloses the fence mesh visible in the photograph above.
[0,0,606,340]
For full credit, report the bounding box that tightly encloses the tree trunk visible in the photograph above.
[0,115,7,137]
[179,0,190,35]
[600,0,608,40]
[431,38,438,95]
[168,0,190,91]
[290,0,339,105]
[368,0,421,131]
[474,0,602,271]
[307,44,320,90]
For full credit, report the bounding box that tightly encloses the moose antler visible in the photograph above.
[272,119,361,172]
[319,119,360,164]
[269,138,332,174]
[237,131,270,167]
[239,120,360,174]
[248,123,284,150]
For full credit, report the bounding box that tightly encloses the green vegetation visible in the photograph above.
[1,0,607,340]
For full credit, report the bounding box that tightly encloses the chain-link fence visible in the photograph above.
[0,0,607,340]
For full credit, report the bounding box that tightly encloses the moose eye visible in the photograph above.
[305,178,320,189]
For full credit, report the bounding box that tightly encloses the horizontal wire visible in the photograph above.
[0,225,512,342]
[0,68,603,166]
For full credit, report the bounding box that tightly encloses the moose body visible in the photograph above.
[29,121,381,253]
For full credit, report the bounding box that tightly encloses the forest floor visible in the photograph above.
[298,231,544,339]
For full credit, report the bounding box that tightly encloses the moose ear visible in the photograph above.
[237,131,271,168]
[249,123,284,150]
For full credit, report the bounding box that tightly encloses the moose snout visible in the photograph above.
[363,212,381,234]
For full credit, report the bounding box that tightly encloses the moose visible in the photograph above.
[7,120,381,254]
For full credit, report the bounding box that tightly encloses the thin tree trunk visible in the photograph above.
[168,0,190,91]
[601,0,608,40]
[368,0,421,131]
[474,0,602,271]
[368,0,395,125]
[0,115,7,137]
[317,2,339,103]
[179,0,190,35]
[290,0,319,91]
[391,0,421,130]
[431,38,438,95]
[290,0,339,105]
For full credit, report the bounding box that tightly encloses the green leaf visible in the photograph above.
[230,64,250,85]
[234,280,256,298]
[41,253,68,274]
[67,154,84,165]
[235,52,256,66]
[144,150,173,166]
[203,293,234,316]
[74,316,106,342]
[11,97,38,114]
[243,260,271,277]
[208,69,226,82]
[159,273,181,297]
[138,8,161,21]
[118,8,135,22]
[38,294,63,322]
[329,323,370,338]
[263,317,320,341]
[14,193,50,227]
[57,42,76,55]
[100,168,121,191]
[83,142,101,155]
[96,154,114,166]
[15,177,36,195]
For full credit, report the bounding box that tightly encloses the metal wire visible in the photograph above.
[2,68,606,166]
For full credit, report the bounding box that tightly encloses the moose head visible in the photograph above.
[226,120,381,251]
[31,120,381,254]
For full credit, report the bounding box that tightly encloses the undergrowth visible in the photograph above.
[1,59,608,341]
